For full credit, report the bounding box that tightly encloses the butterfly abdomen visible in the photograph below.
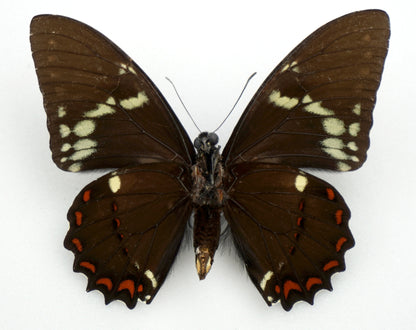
[193,206,221,280]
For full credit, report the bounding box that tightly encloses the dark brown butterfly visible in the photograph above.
[30,10,389,310]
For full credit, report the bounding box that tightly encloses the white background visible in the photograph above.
[1,0,415,329]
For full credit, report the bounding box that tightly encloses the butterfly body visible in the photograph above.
[30,10,389,310]
[191,132,224,279]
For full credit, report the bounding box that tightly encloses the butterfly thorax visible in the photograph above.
[191,132,225,279]
[191,132,225,208]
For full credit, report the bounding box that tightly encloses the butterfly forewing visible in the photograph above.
[222,10,389,172]
[64,162,193,307]
[223,163,353,310]
[30,15,194,172]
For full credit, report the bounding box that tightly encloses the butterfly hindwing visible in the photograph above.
[222,10,389,172]
[30,15,194,172]
[64,162,193,307]
[223,163,353,310]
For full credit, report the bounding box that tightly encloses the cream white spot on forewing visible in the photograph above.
[58,106,66,118]
[322,118,346,136]
[61,143,71,152]
[69,149,96,161]
[349,123,361,136]
[352,103,361,115]
[347,141,358,151]
[120,91,149,110]
[73,120,95,137]
[59,124,71,138]
[322,148,359,162]
[337,161,351,171]
[268,90,299,110]
[73,139,97,150]
[68,162,82,172]
[304,101,334,116]
[106,96,116,105]
[302,95,313,104]
[84,103,115,118]
[321,138,344,149]
[295,174,308,192]
[108,175,121,193]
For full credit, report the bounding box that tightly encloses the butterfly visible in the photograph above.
[30,10,390,310]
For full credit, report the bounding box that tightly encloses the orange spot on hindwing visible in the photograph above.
[326,188,335,200]
[298,200,304,211]
[96,278,113,291]
[75,211,83,226]
[118,279,135,298]
[335,209,343,224]
[80,261,96,273]
[112,202,118,212]
[306,277,323,291]
[336,237,348,252]
[83,190,91,202]
[283,280,302,299]
[137,284,144,292]
[323,260,339,272]
[71,238,83,252]
[275,285,281,294]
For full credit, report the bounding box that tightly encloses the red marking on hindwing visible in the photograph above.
[137,284,144,292]
[118,279,135,298]
[82,190,91,202]
[326,188,335,200]
[293,232,300,240]
[275,285,281,294]
[289,246,295,255]
[306,277,323,291]
[80,261,96,273]
[113,218,120,228]
[336,237,348,252]
[298,200,304,211]
[297,217,303,226]
[112,202,118,212]
[96,278,113,291]
[75,211,83,226]
[71,238,83,252]
[283,280,302,299]
[335,209,343,224]
[323,260,339,272]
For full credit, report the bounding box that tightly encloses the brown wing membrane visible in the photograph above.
[64,162,192,308]
[223,10,389,172]
[223,163,354,310]
[30,15,194,172]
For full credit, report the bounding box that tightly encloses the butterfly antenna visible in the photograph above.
[213,72,257,133]
[166,77,201,133]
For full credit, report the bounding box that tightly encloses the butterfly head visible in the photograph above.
[193,132,219,154]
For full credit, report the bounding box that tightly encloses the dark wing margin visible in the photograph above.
[223,163,354,310]
[30,15,194,172]
[222,10,390,172]
[64,162,192,308]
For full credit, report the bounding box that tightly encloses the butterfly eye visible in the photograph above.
[207,132,219,146]
[193,136,202,150]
